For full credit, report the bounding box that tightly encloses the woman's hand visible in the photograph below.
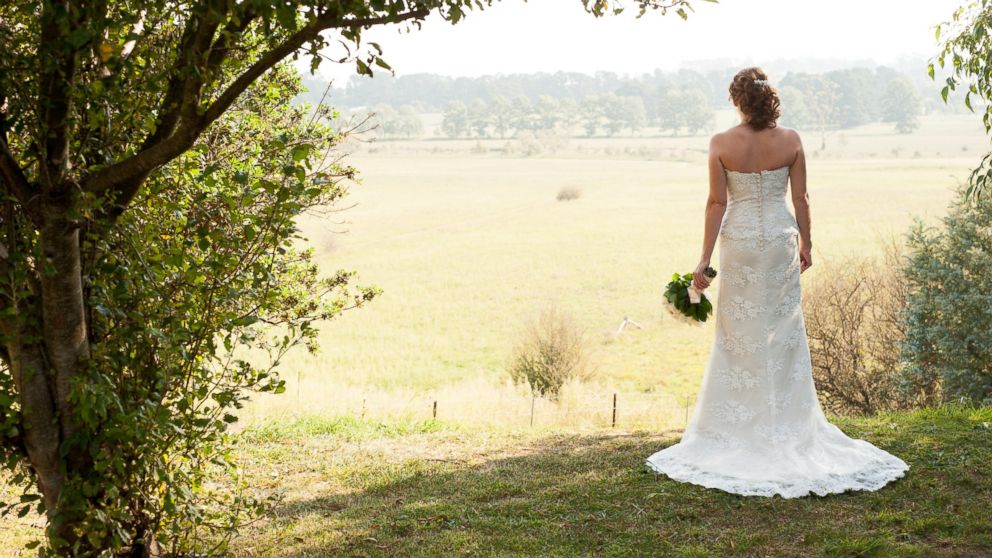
[693,259,713,290]
[799,241,813,273]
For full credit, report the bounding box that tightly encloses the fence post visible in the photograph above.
[530,395,535,428]
[612,393,617,428]
[432,400,437,420]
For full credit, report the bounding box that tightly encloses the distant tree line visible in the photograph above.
[312,66,932,142]
[439,89,712,138]
[367,104,425,138]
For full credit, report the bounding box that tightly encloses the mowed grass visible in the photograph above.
[4,404,991,556]
[220,404,991,557]
[244,113,978,428]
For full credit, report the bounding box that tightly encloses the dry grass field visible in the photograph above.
[240,111,982,432]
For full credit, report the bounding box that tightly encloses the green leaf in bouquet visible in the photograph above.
[694,303,705,321]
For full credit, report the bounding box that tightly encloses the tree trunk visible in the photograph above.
[1,207,95,550]
[38,209,91,458]
[6,340,62,512]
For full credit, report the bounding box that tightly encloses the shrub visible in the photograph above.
[899,184,992,405]
[802,241,917,415]
[508,304,593,400]
[557,186,582,201]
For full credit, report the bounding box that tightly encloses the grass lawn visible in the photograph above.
[217,404,992,557]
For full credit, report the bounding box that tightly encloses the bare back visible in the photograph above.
[713,125,801,173]
[702,123,812,277]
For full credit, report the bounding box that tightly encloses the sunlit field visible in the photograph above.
[239,111,983,432]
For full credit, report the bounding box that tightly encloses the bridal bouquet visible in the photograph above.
[663,267,717,325]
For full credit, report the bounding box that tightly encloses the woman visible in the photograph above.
[645,67,909,498]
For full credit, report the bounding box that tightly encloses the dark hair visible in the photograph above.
[729,67,781,131]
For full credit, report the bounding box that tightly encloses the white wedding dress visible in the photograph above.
[646,165,909,498]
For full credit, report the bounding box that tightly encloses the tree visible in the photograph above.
[372,103,401,137]
[881,75,923,134]
[778,85,812,129]
[511,95,539,132]
[781,73,840,150]
[580,95,605,137]
[824,68,878,128]
[931,0,992,198]
[468,98,491,137]
[656,87,712,136]
[536,95,562,130]
[601,93,627,136]
[442,100,470,138]
[0,0,702,553]
[397,104,425,138]
[620,96,648,135]
[680,87,714,135]
[899,185,992,406]
[557,97,582,133]
[657,87,685,134]
[490,96,514,139]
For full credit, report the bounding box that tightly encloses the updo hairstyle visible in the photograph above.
[728,67,781,131]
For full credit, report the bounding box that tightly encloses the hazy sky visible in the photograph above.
[301,0,962,86]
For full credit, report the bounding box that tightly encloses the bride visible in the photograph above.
[645,67,909,498]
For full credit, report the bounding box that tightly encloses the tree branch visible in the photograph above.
[37,0,81,191]
[0,108,41,223]
[81,6,430,208]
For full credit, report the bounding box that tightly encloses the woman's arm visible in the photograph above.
[788,131,813,273]
[693,134,729,291]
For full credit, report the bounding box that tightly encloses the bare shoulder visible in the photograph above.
[776,125,803,145]
[708,131,730,165]
[709,129,732,148]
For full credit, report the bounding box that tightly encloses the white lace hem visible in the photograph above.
[645,454,909,499]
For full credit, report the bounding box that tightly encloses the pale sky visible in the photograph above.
[299,0,962,86]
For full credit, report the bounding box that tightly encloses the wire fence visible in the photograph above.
[242,379,700,433]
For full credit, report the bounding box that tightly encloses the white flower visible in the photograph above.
[662,297,702,327]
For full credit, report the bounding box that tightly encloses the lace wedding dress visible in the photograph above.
[646,165,909,498]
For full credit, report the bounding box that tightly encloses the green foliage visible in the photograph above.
[21,63,378,555]
[778,73,840,149]
[656,87,713,135]
[881,75,924,134]
[441,100,470,138]
[662,272,713,323]
[899,184,992,406]
[776,85,811,129]
[367,103,425,138]
[931,0,992,198]
[823,67,882,128]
